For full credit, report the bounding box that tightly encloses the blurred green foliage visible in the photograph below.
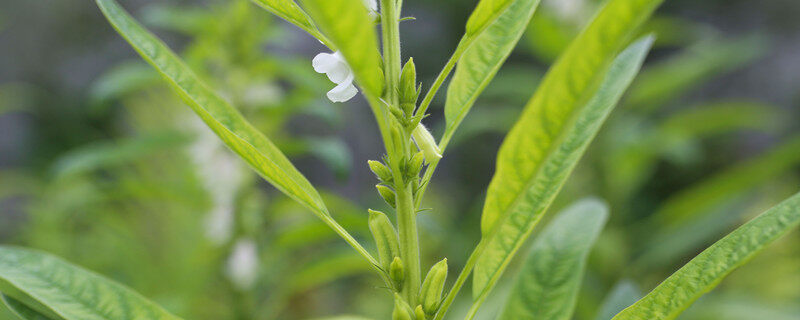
[0,0,799,319]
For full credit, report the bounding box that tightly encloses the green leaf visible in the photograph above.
[96,0,329,217]
[473,0,661,292]
[249,0,322,41]
[298,0,384,99]
[0,246,181,320]
[498,199,609,320]
[464,0,514,37]
[648,136,800,228]
[443,0,542,141]
[611,192,800,320]
[625,35,766,112]
[594,281,642,320]
[1,294,58,320]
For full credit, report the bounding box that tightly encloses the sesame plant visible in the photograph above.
[1,0,799,320]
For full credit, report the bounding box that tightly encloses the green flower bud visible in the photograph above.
[389,256,405,290]
[393,293,414,320]
[400,58,418,115]
[368,209,400,269]
[414,305,426,320]
[412,124,442,164]
[407,151,425,178]
[419,258,448,315]
[376,184,396,207]
[368,160,393,182]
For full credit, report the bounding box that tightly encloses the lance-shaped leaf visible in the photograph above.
[96,0,328,217]
[612,192,800,320]
[472,0,662,294]
[443,0,542,141]
[298,0,384,99]
[0,246,181,320]
[249,0,324,42]
[499,199,609,320]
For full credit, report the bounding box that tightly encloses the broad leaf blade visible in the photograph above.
[444,0,542,138]
[612,192,800,320]
[465,0,513,37]
[298,0,383,99]
[0,246,181,320]
[473,17,658,296]
[96,0,328,216]
[499,199,609,320]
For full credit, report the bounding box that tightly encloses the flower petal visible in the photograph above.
[312,52,339,73]
[327,74,358,102]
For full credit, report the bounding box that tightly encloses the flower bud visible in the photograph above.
[412,124,442,164]
[419,258,448,315]
[414,305,426,320]
[393,293,414,320]
[368,160,393,182]
[368,209,400,269]
[376,184,396,207]
[389,256,405,290]
[400,58,418,115]
[406,151,425,178]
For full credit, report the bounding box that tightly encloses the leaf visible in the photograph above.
[464,0,514,37]
[249,0,320,40]
[498,199,609,320]
[625,35,766,112]
[1,294,58,320]
[473,0,661,292]
[611,192,800,320]
[648,136,800,228]
[298,0,384,99]
[96,0,329,217]
[443,0,542,140]
[0,246,181,320]
[594,281,642,320]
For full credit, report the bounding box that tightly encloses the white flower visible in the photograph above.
[313,51,358,103]
[412,123,442,163]
[226,238,259,290]
[362,0,377,12]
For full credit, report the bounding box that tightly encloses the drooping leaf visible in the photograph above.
[594,281,642,320]
[298,0,384,99]
[443,0,542,142]
[96,0,329,217]
[612,192,800,320]
[498,199,609,320]
[473,0,661,292]
[1,294,59,320]
[0,246,181,320]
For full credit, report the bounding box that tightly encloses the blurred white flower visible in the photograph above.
[546,0,588,23]
[226,238,259,290]
[313,51,358,103]
[186,117,246,245]
[362,0,377,12]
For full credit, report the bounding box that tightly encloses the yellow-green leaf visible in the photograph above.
[499,199,609,320]
[298,0,384,99]
[612,192,800,320]
[473,2,661,293]
[444,0,542,139]
[0,246,181,320]
[96,0,328,217]
[249,0,318,37]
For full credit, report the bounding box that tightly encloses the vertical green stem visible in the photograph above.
[380,0,420,305]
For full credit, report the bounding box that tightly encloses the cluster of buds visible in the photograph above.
[390,259,449,320]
